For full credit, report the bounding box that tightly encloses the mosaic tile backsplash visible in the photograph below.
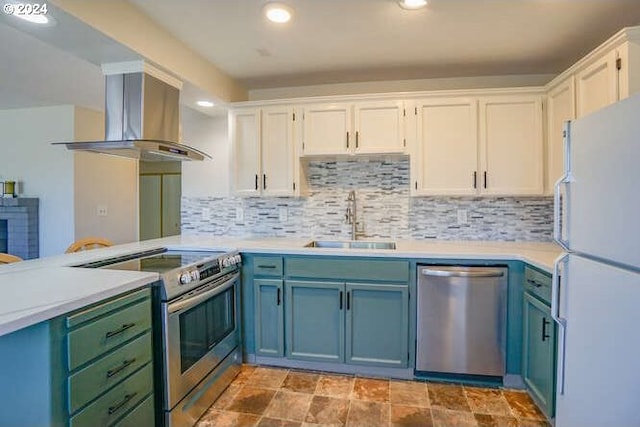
[182,159,553,241]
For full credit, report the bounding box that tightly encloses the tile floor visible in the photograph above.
[196,365,550,427]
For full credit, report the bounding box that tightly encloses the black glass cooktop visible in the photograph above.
[86,250,223,273]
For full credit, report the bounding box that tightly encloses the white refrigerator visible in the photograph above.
[553,93,640,427]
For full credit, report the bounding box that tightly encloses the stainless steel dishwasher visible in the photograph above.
[416,265,507,377]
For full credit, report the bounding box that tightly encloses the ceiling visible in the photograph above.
[130,0,640,89]
[1,0,639,113]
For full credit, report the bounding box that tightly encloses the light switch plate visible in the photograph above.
[235,207,244,222]
[201,208,210,220]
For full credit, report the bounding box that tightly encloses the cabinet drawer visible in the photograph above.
[68,332,153,413]
[112,393,155,427]
[68,298,152,370]
[66,288,150,329]
[286,258,409,282]
[524,266,552,304]
[253,256,284,276]
[69,364,153,427]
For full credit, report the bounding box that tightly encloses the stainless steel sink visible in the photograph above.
[304,240,396,250]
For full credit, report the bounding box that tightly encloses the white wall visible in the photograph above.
[248,74,555,100]
[0,106,75,256]
[73,107,139,245]
[181,107,230,197]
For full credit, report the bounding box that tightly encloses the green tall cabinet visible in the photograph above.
[522,266,556,419]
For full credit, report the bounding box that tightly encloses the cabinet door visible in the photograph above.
[414,98,478,195]
[353,101,405,154]
[285,281,344,363]
[576,50,619,118]
[302,104,351,155]
[162,174,181,236]
[522,293,556,418]
[254,279,284,357]
[231,109,261,195]
[261,106,295,196]
[479,95,544,195]
[547,77,575,193]
[345,283,409,368]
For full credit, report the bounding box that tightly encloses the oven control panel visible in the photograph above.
[178,254,241,286]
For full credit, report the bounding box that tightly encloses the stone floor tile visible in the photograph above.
[502,391,546,420]
[233,365,258,386]
[282,371,321,394]
[257,418,302,427]
[346,400,390,427]
[390,404,433,427]
[474,413,519,427]
[264,391,313,422]
[351,377,390,402]
[305,395,349,426]
[227,387,277,415]
[250,367,290,389]
[431,409,479,427]
[464,386,513,416]
[428,382,472,412]
[213,384,244,410]
[196,409,261,427]
[315,374,355,398]
[390,380,430,407]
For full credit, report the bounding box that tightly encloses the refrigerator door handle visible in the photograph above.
[553,121,574,250]
[552,253,569,396]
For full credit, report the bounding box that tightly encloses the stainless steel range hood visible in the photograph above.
[54,72,211,161]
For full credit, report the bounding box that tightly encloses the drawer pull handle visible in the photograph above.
[257,265,277,269]
[108,392,137,415]
[526,278,544,288]
[105,323,136,339]
[106,358,137,378]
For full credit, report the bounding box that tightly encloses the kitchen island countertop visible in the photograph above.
[0,235,561,337]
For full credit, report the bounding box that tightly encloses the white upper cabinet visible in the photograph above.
[353,101,405,154]
[546,76,575,193]
[230,109,261,196]
[231,107,298,196]
[411,98,478,195]
[301,104,351,155]
[479,95,544,196]
[301,100,405,156]
[261,106,296,196]
[575,50,619,118]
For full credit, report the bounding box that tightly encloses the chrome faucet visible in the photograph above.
[345,190,363,240]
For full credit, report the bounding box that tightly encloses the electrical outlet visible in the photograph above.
[235,207,244,222]
[201,208,210,220]
[97,205,108,217]
[279,207,288,222]
[457,209,468,224]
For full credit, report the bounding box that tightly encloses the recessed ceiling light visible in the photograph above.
[398,0,428,10]
[264,2,293,23]
[197,100,215,108]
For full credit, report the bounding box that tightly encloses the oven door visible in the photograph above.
[162,272,240,410]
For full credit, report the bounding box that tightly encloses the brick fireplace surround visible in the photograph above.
[0,198,38,259]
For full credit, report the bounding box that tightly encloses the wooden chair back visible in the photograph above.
[0,253,23,264]
[65,237,114,253]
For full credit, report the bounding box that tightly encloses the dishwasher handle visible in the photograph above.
[420,268,504,278]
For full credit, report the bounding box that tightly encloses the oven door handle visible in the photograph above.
[168,273,239,315]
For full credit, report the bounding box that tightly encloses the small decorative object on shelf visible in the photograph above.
[1,181,17,198]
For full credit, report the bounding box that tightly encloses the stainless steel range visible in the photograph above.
[82,248,242,427]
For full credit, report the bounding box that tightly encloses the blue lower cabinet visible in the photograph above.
[346,283,409,368]
[254,279,284,357]
[522,292,556,418]
[285,280,345,363]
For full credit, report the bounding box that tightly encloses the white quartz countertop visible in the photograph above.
[0,235,562,337]
[0,267,157,336]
